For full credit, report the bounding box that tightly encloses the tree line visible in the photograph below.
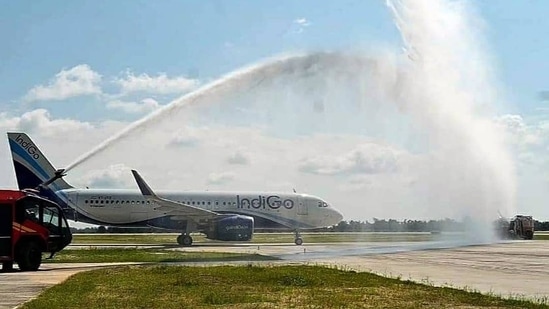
[329,219,549,232]
[71,218,549,233]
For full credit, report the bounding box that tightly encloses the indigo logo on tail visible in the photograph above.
[15,134,40,160]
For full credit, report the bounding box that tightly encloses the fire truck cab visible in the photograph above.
[0,190,72,271]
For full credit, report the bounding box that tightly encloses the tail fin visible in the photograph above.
[7,132,73,190]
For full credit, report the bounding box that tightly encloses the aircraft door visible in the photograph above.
[0,204,12,257]
[297,196,308,215]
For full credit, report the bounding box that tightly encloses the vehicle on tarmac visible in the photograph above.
[496,215,534,240]
[0,189,72,271]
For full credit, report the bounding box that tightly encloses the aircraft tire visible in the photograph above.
[295,237,303,246]
[182,235,193,247]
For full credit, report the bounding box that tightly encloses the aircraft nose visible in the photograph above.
[329,207,344,225]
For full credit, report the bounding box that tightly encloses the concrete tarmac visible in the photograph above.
[2,241,548,308]
[315,241,549,300]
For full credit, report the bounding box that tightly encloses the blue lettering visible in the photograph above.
[237,195,294,209]
[283,199,294,209]
[15,134,40,160]
[251,197,261,209]
[266,196,281,209]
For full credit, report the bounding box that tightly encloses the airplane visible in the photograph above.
[7,132,343,246]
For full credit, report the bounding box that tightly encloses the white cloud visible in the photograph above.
[495,114,543,147]
[167,128,201,148]
[0,109,93,136]
[294,18,310,27]
[0,114,547,221]
[24,64,102,102]
[299,143,402,175]
[207,172,235,185]
[114,71,199,95]
[106,98,160,114]
[79,164,134,188]
[293,18,311,33]
[226,150,250,165]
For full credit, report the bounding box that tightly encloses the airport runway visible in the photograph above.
[2,240,548,308]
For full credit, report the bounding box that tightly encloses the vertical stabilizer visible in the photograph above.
[7,132,73,190]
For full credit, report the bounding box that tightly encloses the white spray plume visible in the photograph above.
[386,0,516,241]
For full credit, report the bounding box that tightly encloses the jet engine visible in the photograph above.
[206,214,254,241]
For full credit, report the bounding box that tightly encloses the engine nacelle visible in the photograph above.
[207,215,254,241]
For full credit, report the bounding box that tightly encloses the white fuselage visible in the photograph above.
[59,188,343,230]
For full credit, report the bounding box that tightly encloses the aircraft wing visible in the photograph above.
[131,170,219,221]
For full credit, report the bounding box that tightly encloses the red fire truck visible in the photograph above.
[0,190,72,271]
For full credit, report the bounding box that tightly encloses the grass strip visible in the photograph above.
[22,265,547,309]
[44,248,277,263]
[71,232,440,245]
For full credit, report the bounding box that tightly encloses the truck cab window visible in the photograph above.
[15,197,40,223]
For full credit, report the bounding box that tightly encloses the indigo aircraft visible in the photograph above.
[7,133,343,246]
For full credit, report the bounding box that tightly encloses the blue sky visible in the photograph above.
[2,1,547,116]
[0,0,548,220]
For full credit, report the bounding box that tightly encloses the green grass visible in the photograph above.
[534,234,549,240]
[22,265,547,309]
[43,248,277,263]
[71,232,442,245]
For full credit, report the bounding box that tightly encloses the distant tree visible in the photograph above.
[535,220,549,231]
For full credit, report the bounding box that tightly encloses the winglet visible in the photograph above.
[131,170,156,197]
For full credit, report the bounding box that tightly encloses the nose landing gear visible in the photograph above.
[294,230,303,246]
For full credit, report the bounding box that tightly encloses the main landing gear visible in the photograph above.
[177,222,195,247]
[294,230,303,246]
[177,234,193,246]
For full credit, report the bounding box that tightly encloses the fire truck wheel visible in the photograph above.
[525,230,534,240]
[17,241,42,271]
